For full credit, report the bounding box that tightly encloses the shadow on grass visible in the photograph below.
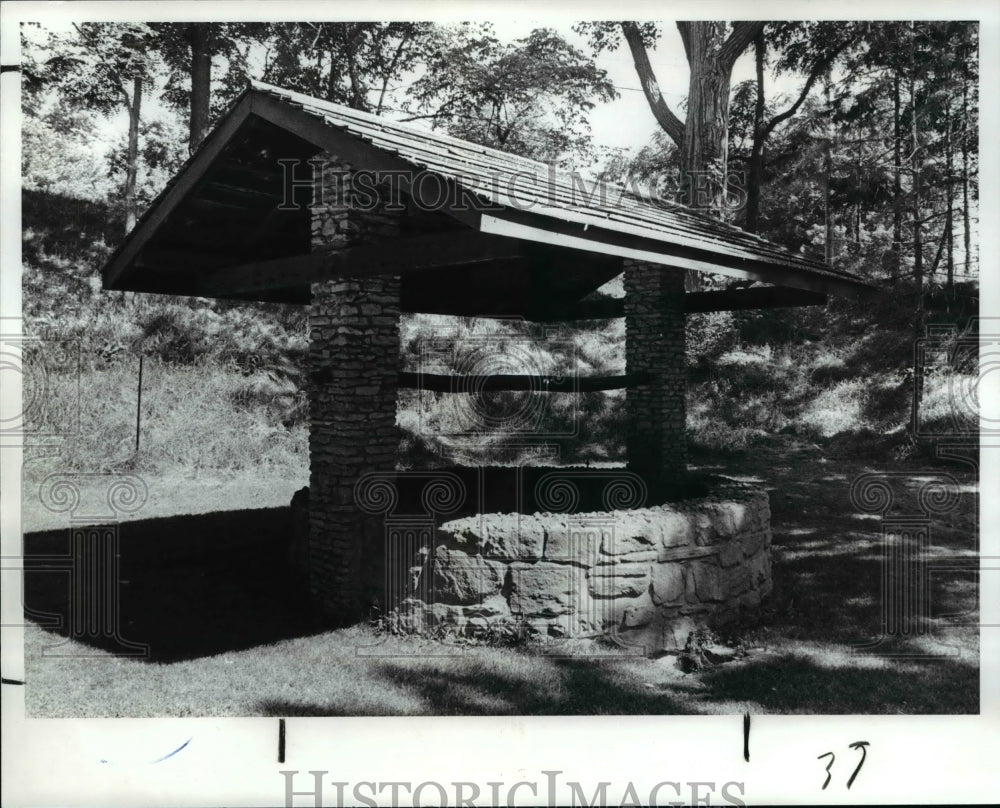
[22,447,981,716]
[254,643,978,716]
[23,507,316,663]
[256,655,696,716]
[698,653,978,714]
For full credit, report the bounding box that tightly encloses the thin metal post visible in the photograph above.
[135,354,143,452]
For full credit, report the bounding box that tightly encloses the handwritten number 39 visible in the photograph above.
[818,742,869,790]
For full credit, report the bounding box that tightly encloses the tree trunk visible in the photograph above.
[327,44,338,101]
[124,75,143,233]
[892,72,902,283]
[928,225,946,277]
[679,22,760,289]
[681,22,732,210]
[622,23,684,144]
[910,68,922,307]
[622,21,762,214]
[945,99,954,296]
[823,81,833,263]
[823,137,833,263]
[744,30,766,232]
[345,24,367,111]
[961,75,971,281]
[188,23,212,152]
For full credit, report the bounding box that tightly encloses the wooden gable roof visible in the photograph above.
[102,80,876,310]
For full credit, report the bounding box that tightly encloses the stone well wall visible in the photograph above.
[393,482,772,654]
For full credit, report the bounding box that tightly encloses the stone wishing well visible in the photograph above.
[102,81,873,654]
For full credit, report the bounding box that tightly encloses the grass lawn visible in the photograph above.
[21,467,308,533]
[22,444,980,716]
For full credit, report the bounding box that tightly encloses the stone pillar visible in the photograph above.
[306,153,403,623]
[623,259,687,489]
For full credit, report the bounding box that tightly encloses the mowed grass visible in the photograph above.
[21,469,308,533]
[23,624,977,717]
[21,444,980,717]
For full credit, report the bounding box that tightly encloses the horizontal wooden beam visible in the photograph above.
[399,294,624,321]
[397,371,650,393]
[189,230,523,297]
[685,286,827,312]
[515,296,625,321]
[401,286,826,320]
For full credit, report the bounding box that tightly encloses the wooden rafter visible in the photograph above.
[103,94,256,289]
[190,230,525,297]
[101,83,877,305]
[249,91,486,230]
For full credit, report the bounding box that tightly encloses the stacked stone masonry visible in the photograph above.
[308,152,404,621]
[395,482,772,654]
[623,259,687,484]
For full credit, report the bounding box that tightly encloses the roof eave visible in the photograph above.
[101,83,879,302]
[479,214,879,300]
[101,88,256,291]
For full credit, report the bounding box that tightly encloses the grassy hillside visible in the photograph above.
[20,189,979,493]
[685,285,979,457]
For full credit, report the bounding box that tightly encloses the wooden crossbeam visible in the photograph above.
[401,286,826,320]
[522,296,624,322]
[190,230,524,297]
[685,286,827,312]
[397,371,650,393]
[400,293,625,321]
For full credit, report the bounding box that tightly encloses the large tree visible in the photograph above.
[579,21,763,208]
[824,21,978,293]
[151,22,270,151]
[47,22,159,231]
[261,22,432,113]
[739,22,856,231]
[403,25,616,163]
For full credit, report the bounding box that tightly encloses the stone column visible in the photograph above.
[623,259,687,489]
[306,154,403,623]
